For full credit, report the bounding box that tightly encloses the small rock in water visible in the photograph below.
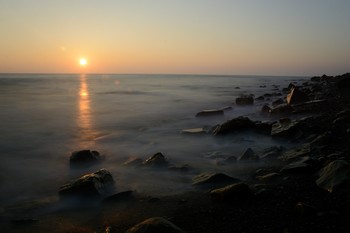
[236,95,254,105]
[240,148,259,161]
[143,152,169,167]
[196,109,224,117]
[192,172,240,190]
[70,150,101,167]
[213,116,254,135]
[125,217,185,233]
[181,128,207,135]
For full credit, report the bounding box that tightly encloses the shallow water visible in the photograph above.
[0,73,307,205]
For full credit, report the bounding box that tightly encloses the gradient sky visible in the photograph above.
[0,0,349,75]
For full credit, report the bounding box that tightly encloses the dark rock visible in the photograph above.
[259,146,285,160]
[255,96,264,101]
[271,119,300,138]
[103,190,134,204]
[336,73,350,89]
[280,161,313,174]
[316,160,350,193]
[225,156,237,163]
[286,87,309,105]
[240,148,259,161]
[11,218,39,225]
[143,152,169,167]
[235,86,240,89]
[295,202,318,217]
[260,85,266,88]
[196,109,224,117]
[59,169,114,198]
[213,116,254,135]
[235,95,254,105]
[272,98,284,107]
[168,164,192,172]
[210,183,253,202]
[70,150,101,166]
[125,217,185,233]
[269,104,294,115]
[256,172,280,182]
[279,144,311,162]
[181,128,207,135]
[124,158,143,167]
[192,173,240,189]
[260,104,271,114]
[292,99,328,113]
[253,121,273,135]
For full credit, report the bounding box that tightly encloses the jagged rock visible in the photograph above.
[253,121,273,135]
[192,173,240,189]
[286,87,309,105]
[236,95,254,105]
[143,152,169,167]
[181,128,207,135]
[280,161,312,174]
[316,160,350,193]
[259,146,285,160]
[59,169,114,198]
[240,148,259,161]
[269,104,294,115]
[125,217,185,233]
[261,104,271,114]
[196,109,224,117]
[272,98,284,107]
[70,150,101,166]
[271,119,300,138]
[279,144,311,162]
[213,116,254,135]
[210,183,253,201]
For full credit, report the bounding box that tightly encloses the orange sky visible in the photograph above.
[1,1,349,76]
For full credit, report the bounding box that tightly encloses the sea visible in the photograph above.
[0,73,308,206]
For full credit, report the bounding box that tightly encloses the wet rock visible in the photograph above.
[225,156,237,163]
[240,148,259,161]
[196,109,224,117]
[256,172,281,182]
[124,157,143,167]
[181,128,207,135]
[213,116,254,135]
[59,169,114,198]
[253,121,273,135]
[286,87,309,105]
[235,95,254,105]
[280,161,313,174]
[168,164,192,172]
[271,119,300,138]
[295,202,318,217]
[70,150,101,166]
[210,183,253,202]
[316,160,350,193]
[255,96,265,101]
[292,99,328,113]
[192,173,240,190]
[269,104,294,115]
[103,190,134,204]
[279,144,311,162]
[125,217,185,233]
[143,152,169,167]
[260,104,271,114]
[272,98,284,107]
[259,146,285,160]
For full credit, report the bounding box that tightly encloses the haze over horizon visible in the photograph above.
[1,0,349,76]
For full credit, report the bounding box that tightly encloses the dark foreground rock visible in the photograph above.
[210,183,253,202]
[125,217,185,233]
[59,168,114,198]
[192,173,240,190]
[213,116,254,135]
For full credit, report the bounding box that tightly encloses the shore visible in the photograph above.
[1,73,350,233]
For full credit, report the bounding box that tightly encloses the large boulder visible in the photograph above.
[70,150,101,167]
[210,183,253,202]
[192,173,240,190]
[316,160,350,194]
[143,152,169,167]
[59,169,114,198]
[235,95,254,105]
[125,217,185,233]
[213,116,254,135]
[286,87,309,105]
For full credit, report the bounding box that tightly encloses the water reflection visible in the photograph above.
[77,74,99,148]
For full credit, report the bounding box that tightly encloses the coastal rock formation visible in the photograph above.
[271,119,300,138]
[59,168,114,198]
[235,95,254,105]
[70,150,101,166]
[192,173,240,189]
[286,87,309,105]
[143,152,169,167]
[210,183,253,202]
[213,116,254,135]
[125,217,185,233]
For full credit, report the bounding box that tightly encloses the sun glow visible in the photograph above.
[79,58,87,66]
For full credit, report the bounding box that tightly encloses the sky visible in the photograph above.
[0,0,349,76]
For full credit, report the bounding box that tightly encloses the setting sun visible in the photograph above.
[79,58,87,66]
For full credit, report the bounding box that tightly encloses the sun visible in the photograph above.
[79,58,88,66]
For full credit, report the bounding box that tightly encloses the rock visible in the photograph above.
[240,148,259,161]
[280,161,313,174]
[70,150,101,166]
[279,144,311,162]
[316,160,350,193]
[125,217,185,233]
[269,104,294,115]
[259,146,285,160]
[143,152,168,167]
[181,128,207,135]
[256,173,280,182]
[213,116,254,135]
[196,109,224,117]
[225,156,237,163]
[253,121,273,135]
[102,190,134,204]
[192,173,240,189]
[168,164,192,172]
[255,96,265,101]
[260,104,271,114]
[292,99,328,113]
[59,169,114,198]
[271,119,300,138]
[235,95,254,105]
[124,158,143,167]
[272,98,284,107]
[295,202,318,217]
[210,183,253,202]
[286,87,309,105]
[336,73,350,89]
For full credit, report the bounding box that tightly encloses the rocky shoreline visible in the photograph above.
[2,73,350,233]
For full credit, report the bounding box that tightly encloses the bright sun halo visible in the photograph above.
[79,58,87,66]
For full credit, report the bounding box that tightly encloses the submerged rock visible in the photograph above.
[70,150,101,166]
[196,109,224,117]
[143,152,169,167]
[210,183,253,202]
[59,169,114,198]
[316,160,350,193]
[124,157,143,167]
[125,217,185,233]
[213,116,254,135]
[192,173,240,190]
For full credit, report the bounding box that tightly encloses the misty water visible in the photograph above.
[0,74,308,207]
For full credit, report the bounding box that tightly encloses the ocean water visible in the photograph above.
[0,73,307,206]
